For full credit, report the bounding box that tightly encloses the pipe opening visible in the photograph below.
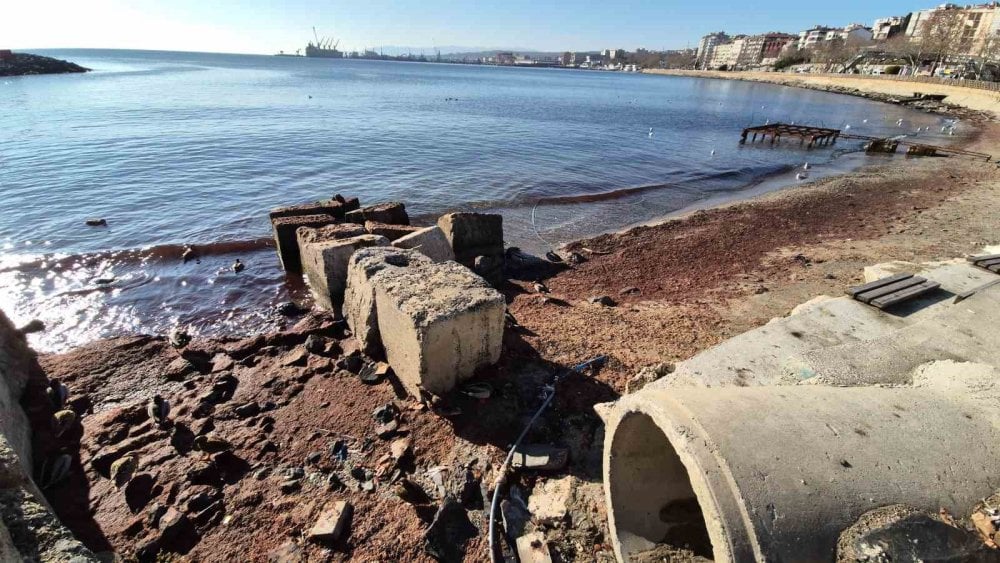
[609,412,715,561]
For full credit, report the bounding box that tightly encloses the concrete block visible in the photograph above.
[268,200,345,221]
[332,195,360,213]
[373,261,505,395]
[527,476,572,525]
[345,202,409,226]
[364,221,422,242]
[307,501,352,543]
[271,214,338,273]
[516,532,553,563]
[300,234,390,310]
[437,212,504,260]
[296,223,366,248]
[437,212,505,285]
[391,226,455,263]
[344,248,432,356]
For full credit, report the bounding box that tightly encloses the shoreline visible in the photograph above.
[12,74,1000,561]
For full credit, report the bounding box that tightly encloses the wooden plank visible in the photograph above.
[855,276,927,304]
[871,280,940,309]
[846,273,914,297]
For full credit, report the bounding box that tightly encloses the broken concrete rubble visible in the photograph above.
[299,234,390,310]
[371,259,505,395]
[271,214,338,273]
[391,226,455,263]
[527,476,572,526]
[307,501,351,544]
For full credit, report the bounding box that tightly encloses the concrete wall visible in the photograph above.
[0,309,97,561]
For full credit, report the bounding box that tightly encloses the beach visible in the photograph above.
[13,73,1000,561]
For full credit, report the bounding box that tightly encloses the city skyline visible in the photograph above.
[4,0,940,55]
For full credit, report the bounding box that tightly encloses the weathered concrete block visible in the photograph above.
[296,223,366,248]
[344,248,432,355]
[364,221,422,242]
[373,261,505,395]
[300,234,390,310]
[268,200,345,221]
[332,195,361,213]
[391,226,455,263]
[437,212,505,286]
[345,202,409,226]
[271,214,338,273]
[437,212,504,260]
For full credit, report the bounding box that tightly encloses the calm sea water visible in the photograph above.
[1,49,959,351]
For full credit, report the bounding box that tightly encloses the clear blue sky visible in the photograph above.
[5,0,929,54]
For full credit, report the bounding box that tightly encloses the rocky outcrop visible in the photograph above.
[0,53,90,77]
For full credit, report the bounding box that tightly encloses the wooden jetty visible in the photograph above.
[740,123,840,148]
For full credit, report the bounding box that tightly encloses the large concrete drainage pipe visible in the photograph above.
[603,386,1000,562]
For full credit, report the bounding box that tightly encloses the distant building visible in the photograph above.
[798,23,873,50]
[602,48,626,60]
[905,3,1000,56]
[872,15,912,41]
[496,52,515,65]
[739,33,797,68]
[696,32,730,69]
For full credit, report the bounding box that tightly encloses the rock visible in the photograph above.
[307,501,352,543]
[510,444,569,471]
[280,479,301,494]
[193,434,231,454]
[85,218,107,227]
[371,260,506,395]
[1,52,90,76]
[110,455,138,488]
[168,326,191,348]
[619,287,639,296]
[343,247,433,356]
[391,226,456,262]
[838,506,995,563]
[158,507,187,537]
[51,409,77,437]
[588,295,616,306]
[527,476,573,525]
[376,420,399,438]
[299,233,390,310]
[345,202,409,226]
[267,540,304,562]
[626,363,676,394]
[234,402,260,418]
[390,438,411,460]
[269,200,346,222]
[501,486,531,538]
[211,354,235,372]
[304,334,326,355]
[281,348,309,367]
[516,532,553,563]
[276,301,308,317]
[423,497,478,562]
[271,214,339,273]
[17,319,45,334]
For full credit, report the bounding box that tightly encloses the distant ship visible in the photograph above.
[306,27,343,59]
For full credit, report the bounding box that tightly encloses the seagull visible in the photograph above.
[648,127,654,137]
[147,395,170,426]
[796,172,809,181]
[710,149,716,156]
[862,119,868,123]
[46,379,68,409]
[844,124,851,130]
[803,162,811,170]
[532,281,550,294]
[232,259,245,273]
[181,246,197,263]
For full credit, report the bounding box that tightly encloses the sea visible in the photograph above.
[1,49,961,352]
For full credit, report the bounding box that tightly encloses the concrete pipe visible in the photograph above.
[603,385,1000,562]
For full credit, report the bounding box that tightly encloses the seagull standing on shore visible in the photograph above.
[648,127,654,137]
[803,162,811,170]
[147,395,170,426]
[796,172,809,181]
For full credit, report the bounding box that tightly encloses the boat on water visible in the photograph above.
[306,27,343,59]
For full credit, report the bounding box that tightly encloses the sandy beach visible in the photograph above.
[16,73,1000,561]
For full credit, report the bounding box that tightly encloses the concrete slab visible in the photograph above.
[344,247,432,355]
[300,234,389,310]
[391,226,455,263]
[373,260,505,395]
[437,212,505,286]
[296,223,366,247]
[345,202,409,226]
[364,221,422,241]
[271,214,338,273]
[269,200,345,221]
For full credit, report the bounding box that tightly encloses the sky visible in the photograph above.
[4,0,932,55]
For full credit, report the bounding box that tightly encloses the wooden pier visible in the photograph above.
[740,123,840,148]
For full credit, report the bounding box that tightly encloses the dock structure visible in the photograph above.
[740,123,840,148]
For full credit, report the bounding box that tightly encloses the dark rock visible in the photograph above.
[1,53,90,77]
[234,402,260,418]
[164,357,194,381]
[306,452,322,465]
[268,541,303,562]
[276,301,308,317]
[281,348,309,367]
[423,497,478,562]
[280,479,301,494]
[17,319,45,334]
[619,287,640,296]
[304,334,327,355]
[588,295,616,306]
[839,508,996,563]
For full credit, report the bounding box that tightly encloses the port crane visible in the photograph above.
[311,27,340,51]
